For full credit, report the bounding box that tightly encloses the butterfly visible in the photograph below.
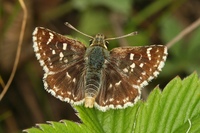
[32,22,167,111]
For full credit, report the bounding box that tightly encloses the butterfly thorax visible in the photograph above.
[84,34,109,108]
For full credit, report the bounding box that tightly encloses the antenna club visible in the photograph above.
[64,22,93,39]
[64,22,76,30]
[105,31,138,41]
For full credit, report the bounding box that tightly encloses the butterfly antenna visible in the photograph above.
[105,31,138,41]
[65,22,93,39]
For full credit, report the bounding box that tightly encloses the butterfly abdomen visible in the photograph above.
[84,46,109,107]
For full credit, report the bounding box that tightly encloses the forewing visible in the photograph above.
[95,45,168,111]
[33,27,87,104]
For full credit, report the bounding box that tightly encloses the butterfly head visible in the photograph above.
[90,34,108,49]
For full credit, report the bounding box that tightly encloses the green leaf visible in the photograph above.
[74,103,140,133]
[174,114,200,133]
[25,73,200,133]
[24,121,91,133]
[135,72,200,133]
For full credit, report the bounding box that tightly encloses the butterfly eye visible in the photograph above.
[106,41,109,45]
[89,39,93,45]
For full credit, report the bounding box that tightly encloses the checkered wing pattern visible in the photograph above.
[95,45,167,110]
[33,27,87,104]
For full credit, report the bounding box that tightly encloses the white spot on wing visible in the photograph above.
[109,84,113,88]
[148,76,154,81]
[123,68,128,73]
[109,98,114,102]
[39,60,45,66]
[66,72,71,78]
[115,80,121,86]
[132,84,140,89]
[163,55,167,61]
[43,65,49,72]
[142,71,146,75]
[140,80,148,87]
[130,53,134,60]
[52,50,56,54]
[48,89,56,96]
[147,47,152,60]
[47,32,54,44]
[33,44,39,51]
[67,91,72,95]
[35,53,41,59]
[59,52,64,58]
[158,61,165,71]
[42,52,46,56]
[73,78,76,83]
[43,80,48,89]
[130,63,135,68]
[63,43,67,50]
[48,71,56,75]
[123,97,129,102]
[32,28,38,36]
[63,58,68,63]
[153,71,159,77]
[139,63,144,68]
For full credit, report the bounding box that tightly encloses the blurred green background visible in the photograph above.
[0,0,200,132]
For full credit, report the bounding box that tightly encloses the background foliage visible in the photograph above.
[0,0,200,132]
